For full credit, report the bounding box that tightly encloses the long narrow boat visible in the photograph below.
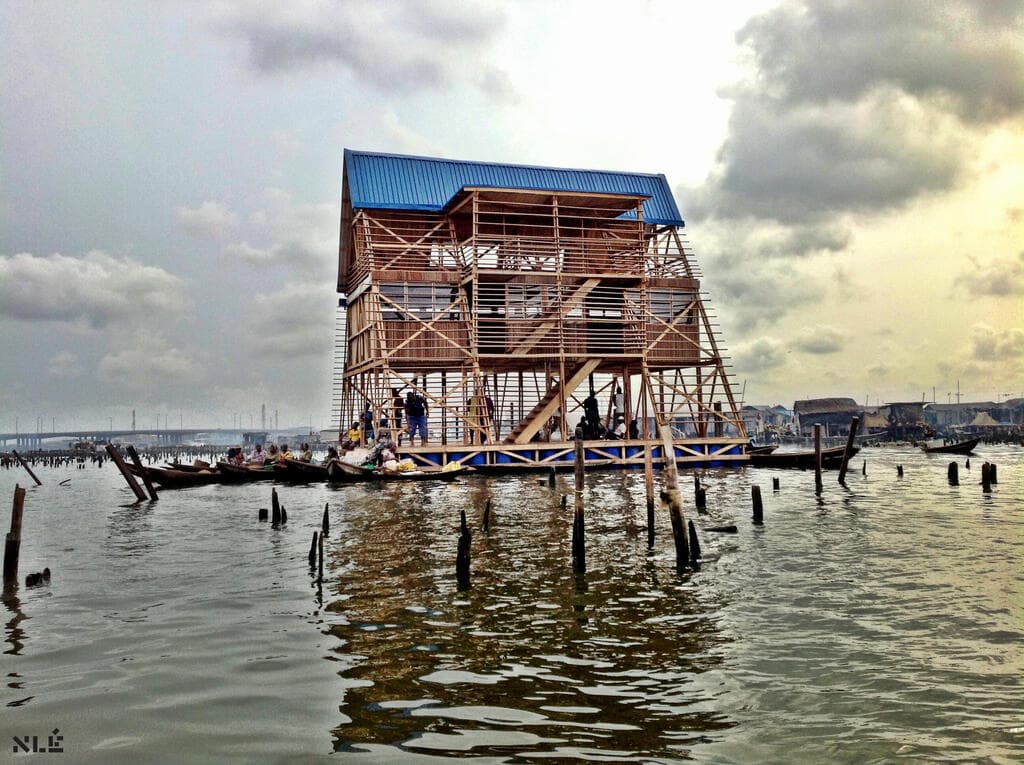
[216,461,276,483]
[325,459,471,483]
[130,464,222,488]
[326,459,373,483]
[749,445,859,469]
[920,438,979,455]
[275,457,329,482]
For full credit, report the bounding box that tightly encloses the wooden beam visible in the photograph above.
[510,359,600,445]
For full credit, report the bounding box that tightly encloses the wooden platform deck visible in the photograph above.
[395,436,749,472]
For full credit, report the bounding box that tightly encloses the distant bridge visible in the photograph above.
[0,429,261,449]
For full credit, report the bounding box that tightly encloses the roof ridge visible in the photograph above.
[344,148,669,182]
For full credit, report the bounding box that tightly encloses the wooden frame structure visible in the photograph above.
[333,152,747,470]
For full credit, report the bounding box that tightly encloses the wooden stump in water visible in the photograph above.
[308,531,318,567]
[687,519,701,566]
[948,462,959,486]
[814,424,823,496]
[572,437,586,573]
[897,464,904,478]
[3,485,26,586]
[772,477,780,492]
[482,499,491,532]
[258,508,268,521]
[322,503,329,536]
[752,485,764,525]
[456,508,471,587]
[271,489,281,524]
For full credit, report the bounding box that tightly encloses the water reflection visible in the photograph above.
[324,474,734,759]
[2,589,27,655]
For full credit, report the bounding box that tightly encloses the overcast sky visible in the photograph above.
[1,0,1022,432]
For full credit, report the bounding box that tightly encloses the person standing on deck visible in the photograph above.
[362,401,375,443]
[405,389,429,446]
[391,387,405,441]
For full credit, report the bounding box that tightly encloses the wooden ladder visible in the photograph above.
[504,358,601,444]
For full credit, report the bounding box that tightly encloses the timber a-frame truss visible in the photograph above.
[334,185,746,464]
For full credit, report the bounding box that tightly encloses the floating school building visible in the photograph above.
[334,150,747,470]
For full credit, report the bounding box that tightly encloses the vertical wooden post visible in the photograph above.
[3,485,26,586]
[658,423,689,569]
[321,503,329,536]
[896,464,904,477]
[989,464,998,484]
[308,531,318,567]
[862,460,866,476]
[752,485,764,525]
[837,416,859,486]
[456,508,471,587]
[772,477,780,491]
[814,424,823,496]
[482,498,491,532]
[643,440,655,549]
[126,445,158,501]
[572,434,586,572]
[318,528,324,584]
[948,461,959,485]
[10,450,41,487]
[981,463,992,493]
[105,444,147,502]
[687,519,701,566]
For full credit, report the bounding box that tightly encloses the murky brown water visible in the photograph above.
[2,446,1022,763]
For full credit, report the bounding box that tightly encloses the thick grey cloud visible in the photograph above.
[688,0,1024,229]
[702,238,825,331]
[970,323,1024,361]
[689,90,965,225]
[244,282,336,359]
[177,201,239,240]
[215,1,513,98]
[98,333,200,392]
[740,0,1024,123]
[46,351,81,380]
[731,336,788,374]
[0,251,189,327]
[957,251,1024,296]
[222,189,337,279]
[790,325,845,354]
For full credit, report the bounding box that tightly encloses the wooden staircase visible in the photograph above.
[504,358,601,444]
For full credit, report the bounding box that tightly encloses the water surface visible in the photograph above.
[2,446,1022,763]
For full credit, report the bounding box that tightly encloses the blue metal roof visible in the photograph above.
[344,149,684,227]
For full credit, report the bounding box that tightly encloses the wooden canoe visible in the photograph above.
[130,464,221,488]
[275,457,329,482]
[326,459,471,482]
[920,438,979,455]
[749,445,859,469]
[216,461,276,482]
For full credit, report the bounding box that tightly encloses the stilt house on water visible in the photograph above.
[333,150,747,471]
